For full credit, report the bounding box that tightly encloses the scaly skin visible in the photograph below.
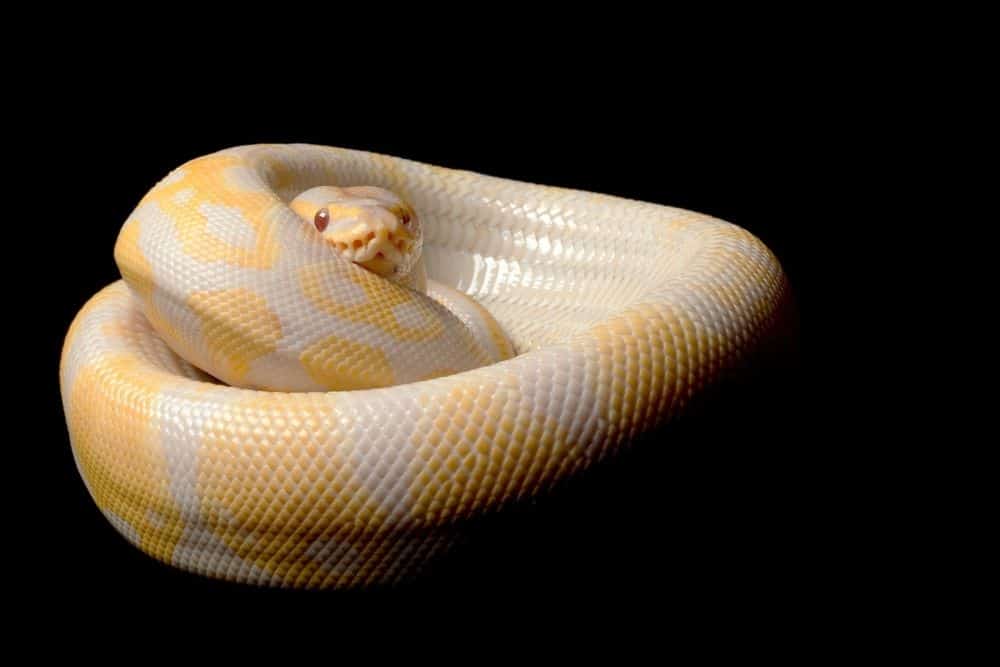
[60,143,788,588]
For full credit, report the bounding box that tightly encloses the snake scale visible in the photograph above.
[60,144,788,588]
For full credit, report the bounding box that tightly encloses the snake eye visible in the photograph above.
[400,212,411,227]
[314,207,330,232]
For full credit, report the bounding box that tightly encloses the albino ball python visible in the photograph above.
[60,144,787,588]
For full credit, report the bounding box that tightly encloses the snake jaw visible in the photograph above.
[289,186,421,279]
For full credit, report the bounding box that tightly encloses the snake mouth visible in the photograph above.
[327,229,413,276]
[326,228,413,262]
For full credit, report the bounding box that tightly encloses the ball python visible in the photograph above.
[60,144,788,588]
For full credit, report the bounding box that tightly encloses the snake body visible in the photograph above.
[60,144,787,587]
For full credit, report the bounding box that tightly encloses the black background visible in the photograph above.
[26,66,807,621]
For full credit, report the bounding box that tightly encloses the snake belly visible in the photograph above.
[60,144,789,588]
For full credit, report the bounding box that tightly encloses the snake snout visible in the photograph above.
[351,224,413,276]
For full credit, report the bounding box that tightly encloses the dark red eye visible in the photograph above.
[401,212,411,226]
[314,208,329,232]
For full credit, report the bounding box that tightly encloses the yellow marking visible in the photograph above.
[194,391,390,585]
[299,333,395,390]
[66,353,186,562]
[139,154,280,269]
[404,369,573,523]
[299,264,445,343]
[115,217,154,301]
[187,289,284,383]
[114,216,184,344]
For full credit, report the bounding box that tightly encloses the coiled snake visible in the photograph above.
[60,144,787,587]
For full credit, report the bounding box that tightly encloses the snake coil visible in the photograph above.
[61,144,787,588]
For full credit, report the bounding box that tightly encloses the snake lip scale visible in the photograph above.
[60,143,789,588]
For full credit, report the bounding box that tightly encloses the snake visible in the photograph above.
[60,144,788,588]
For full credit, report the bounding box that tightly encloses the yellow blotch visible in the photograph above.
[187,289,283,383]
[299,333,395,390]
[66,353,186,562]
[404,370,571,524]
[140,154,280,270]
[299,264,445,343]
[114,218,185,346]
[194,392,389,585]
[114,217,153,301]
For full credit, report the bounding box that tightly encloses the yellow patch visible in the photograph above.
[194,392,393,586]
[299,333,395,390]
[140,154,281,270]
[66,353,186,563]
[298,264,445,343]
[187,289,283,383]
[114,218,154,301]
[404,369,572,524]
[114,217,185,345]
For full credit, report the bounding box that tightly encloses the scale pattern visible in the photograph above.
[60,144,788,587]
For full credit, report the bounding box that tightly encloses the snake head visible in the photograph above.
[290,185,421,279]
